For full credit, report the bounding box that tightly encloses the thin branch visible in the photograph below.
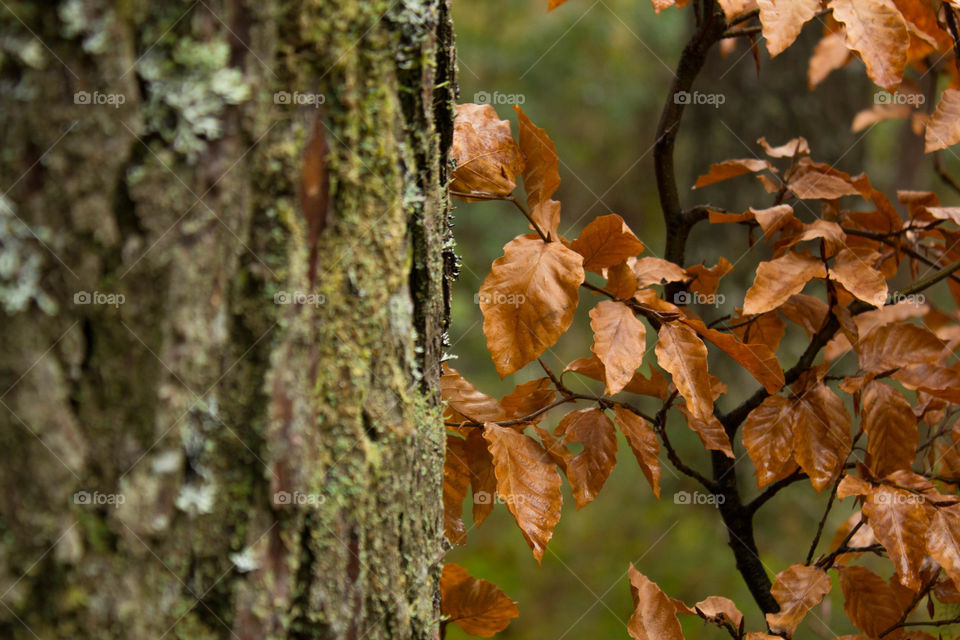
[506,196,549,242]
[933,152,960,197]
[747,469,807,513]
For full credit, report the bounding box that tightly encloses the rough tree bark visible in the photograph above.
[0,1,456,638]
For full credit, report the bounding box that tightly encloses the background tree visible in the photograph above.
[0,1,454,638]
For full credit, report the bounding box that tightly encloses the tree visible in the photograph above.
[442,0,960,638]
[0,1,454,638]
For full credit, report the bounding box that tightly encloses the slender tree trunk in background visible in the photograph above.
[0,1,455,638]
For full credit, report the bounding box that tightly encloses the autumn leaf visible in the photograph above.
[742,395,796,488]
[499,378,556,422]
[828,248,888,306]
[480,235,584,377]
[861,380,917,477]
[678,404,735,458]
[692,596,744,628]
[614,404,661,498]
[483,424,563,563]
[787,159,863,200]
[925,89,960,153]
[857,321,945,373]
[837,565,915,637]
[451,104,525,201]
[548,0,570,8]
[440,563,519,637]
[570,214,645,273]
[808,31,852,88]
[693,158,771,189]
[743,252,827,316]
[683,317,785,393]
[627,565,685,640]
[655,321,714,422]
[556,408,618,508]
[733,311,786,353]
[514,106,562,238]
[926,506,960,591]
[765,564,832,637]
[444,436,471,545]
[633,257,689,288]
[442,364,504,423]
[687,257,733,297]
[589,300,648,395]
[792,381,852,492]
[863,484,930,590]
[758,0,821,57]
[564,356,670,399]
[464,429,497,526]
[829,0,909,92]
[758,136,811,158]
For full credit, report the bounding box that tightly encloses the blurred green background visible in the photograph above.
[444,1,960,638]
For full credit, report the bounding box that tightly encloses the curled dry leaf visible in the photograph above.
[808,31,852,88]
[742,395,796,489]
[857,322,945,373]
[633,257,689,288]
[464,429,497,527]
[444,435,471,545]
[499,377,556,422]
[863,484,930,590]
[570,213,645,273]
[627,565,685,640]
[441,363,504,424]
[655,321,715,422]
[758,0,821,57]
[925,505,960,591]
[440,563,519,637]
[861,380,917,477]
[556,408,618,508]
[787,159,863,200]
[451,103,525,201]
[693,595,744,628]
[693,158,771,189]
[564,356,670,399]
[791,381,852,492]
[743,252,827,316]
[613,404,661,498]
[837,565,915,637]
[758,136,811,158]
[589,300,648,395]
[829,0,909,92]
[483,424,563,563]
[686,257,732,297]
[678,403,735,457]
[828,248,888,306]
[765,564,832,637]
[925,89,960,153]
[733,311,786,353]
[514,106,563,238]
[683,317,785,393]
[480,234,584,377]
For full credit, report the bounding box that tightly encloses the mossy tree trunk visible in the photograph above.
[0,1,456,638]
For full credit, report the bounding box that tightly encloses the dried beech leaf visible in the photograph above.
[655,322,714,422]
[570,214,645,273]
[514,106,562,238]
[441,363,504,423]
[861,381,917,476]
[857,322,944,373]
[758,0,821,57]
[828,248,888,306]
[590,300,647,395]
[743,252,827,315]
[925,89,960,153]
[627,565,685,640]
[684,317,785,393]
[694,596,744,628]
[614,404,661,498]
[441,563,519,637]
[465,429,497,526]
[837,565,914,637]
[444,436,471,545]
[451,104,525,200]
[808,31,852,88]
[499,378,556,423]
[483,424,563,563]
[742,395,796,488]
[792,382,852,492]
[480,235,584,377]
[556,408,618,508]
[633,257,689,288]
[829,0,909,92]
[765,564,832,636]
[926,506,960,591]
[864,485,930,590]
[693,158,771,189]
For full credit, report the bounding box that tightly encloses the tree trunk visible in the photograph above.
[0,1,456,638]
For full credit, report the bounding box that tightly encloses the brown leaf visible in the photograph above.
[480,235,585,377]
[548,0,571,8]
[758,0,821,57]
[861,380,918,476]
[828,248,888,306]
[693,158,771,189]
[464,429,497,526]
[765,564,832,637]
[864,484,930,589]
[564,356,669,398]
[837,565,914,637]
[894,364,960,404]
[787,159,863,200]
[683,317,785,393]
[852,102,912,132]
[718,0,759,21]
[742,395,796,488]
[926,506,960,591]
[678,403,735,458]
[614,405,661,498]
[857,322,945,373]
[758,136,811,158]
[444,436,471,545]
[627,566,685,640]
[590,300,648,395]
[483,424,563,563]
[499,378,557,422]
[440,563,520,637]
[925,89,960,153]
[655,322,714,422]
[808,31,852,88]
[606,260,640,298]
[556,408,618,508]
[633,257,689,288]
[570,214,645,273]
[792,381,852,492]
[441,363,504,423]
[514,106,562,238]
[687,257,733,297]
[829,0,909,92]
[734,311,786,353]
[779,293,828,336]
[693,596,744,628]
[743,252,827,315]
[451,104,525,201]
